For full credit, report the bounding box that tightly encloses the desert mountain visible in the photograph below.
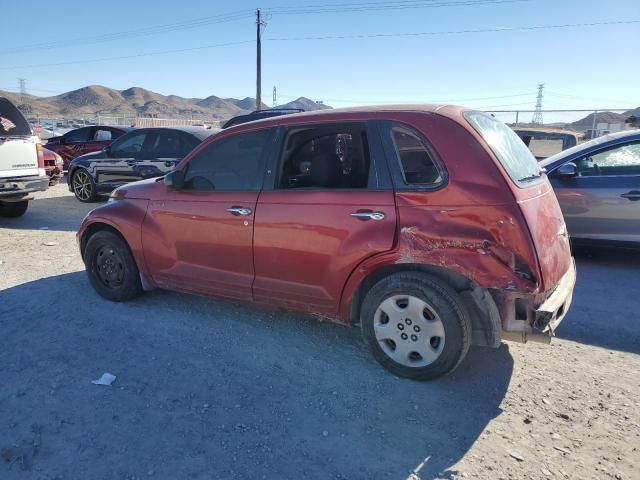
[0,85,331,121]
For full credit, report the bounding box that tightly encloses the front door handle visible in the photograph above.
[621,191,640,201]
[350,211,385,221]
[227,207,252,216]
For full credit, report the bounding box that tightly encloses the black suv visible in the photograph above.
[222,108,304,129]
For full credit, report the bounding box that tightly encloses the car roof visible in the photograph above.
[540,129,640,170]
[223,104,471,131]
[130,125,221,141]
[222,108,305,128]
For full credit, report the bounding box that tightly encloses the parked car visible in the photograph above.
[222,108,304,129]
[46,125,131,170]
[513,127,580,160]
[0,97,48,217]
[43,147,64,185]
[77,105,575,380]
[68,126,218,202]
[541,129,640,247]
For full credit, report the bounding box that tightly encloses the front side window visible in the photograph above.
[111,132,148,156]
[276,124,370,189]
[391,125,443,185]
[576,142,640,177]
[183,129,271,191]
[465,112,542,186]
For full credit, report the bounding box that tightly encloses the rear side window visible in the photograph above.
[276,123,370,189]
[0,98,31,136]
[184,129,271,191]
[465,112,541,185]
[391,126,443,185]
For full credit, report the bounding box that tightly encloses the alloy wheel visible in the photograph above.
[73,170,92,201]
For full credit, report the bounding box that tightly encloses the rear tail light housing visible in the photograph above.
[36,143,45,168]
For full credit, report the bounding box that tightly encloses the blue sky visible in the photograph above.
[0,0,638,114]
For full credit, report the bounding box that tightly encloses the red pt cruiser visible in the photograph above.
[78,106,576,380]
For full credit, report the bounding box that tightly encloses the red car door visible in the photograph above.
[141,128,275,301]
[252,122,397,316]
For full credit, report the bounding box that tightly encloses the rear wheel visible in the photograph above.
[84,230,142,301]
[0,200,29,217]
[360,272,471,380]
[72,168,97,202]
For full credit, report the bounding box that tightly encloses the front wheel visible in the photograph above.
[0,200,29,217]
[71,168,97,202]
[84,230,143,302]
[360,272,471,380]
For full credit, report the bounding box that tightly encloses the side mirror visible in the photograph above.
[556,162,577,178]
[102,145,111,156]
[164,170,185,190]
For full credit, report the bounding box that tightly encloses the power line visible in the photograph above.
[267,19,640,41]
[1,18,637,71]
[1,10,255,55]
[278,92,534,104]
[268,0,528,14]
[0,1,525,55]
[0,40,255,71]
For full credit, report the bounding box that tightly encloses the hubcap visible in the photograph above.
[374,295,445,367]
[73,171,92,201]
[94,246,125,289]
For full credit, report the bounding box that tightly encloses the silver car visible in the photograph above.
[541,130,640,246]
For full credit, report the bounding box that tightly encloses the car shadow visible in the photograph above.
[0,272,513,479]
[0,193,98,233]
[556,248,640,354]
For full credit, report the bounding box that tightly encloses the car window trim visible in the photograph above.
[269,120,389,191]
[378,120,448,192]
[181,126,277,193]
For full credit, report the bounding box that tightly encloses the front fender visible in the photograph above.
[77,199,151,282]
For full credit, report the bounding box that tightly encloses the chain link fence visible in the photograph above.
[485,109,637,140]
[27,114,223,140]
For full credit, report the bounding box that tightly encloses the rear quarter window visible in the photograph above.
[465,112,542,186]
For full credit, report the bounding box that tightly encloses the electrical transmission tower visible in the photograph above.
[531,83,544,124]
[19,78,26,104]
[273,86,277,108]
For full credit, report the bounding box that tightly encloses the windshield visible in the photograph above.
[465,111,542,185]
[0,97,32,136]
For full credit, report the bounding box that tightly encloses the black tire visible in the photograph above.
[360,272,472,380]
[71,168,97,202]
[0,200,29,218]
[84,230,143,302]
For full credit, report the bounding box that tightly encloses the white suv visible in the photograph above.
[0,97,48,217]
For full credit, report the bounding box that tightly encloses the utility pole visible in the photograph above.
[531,83,544,125]
[273,86,277,108]
[256,9,262,110]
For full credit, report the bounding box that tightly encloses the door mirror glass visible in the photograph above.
[556,162,577,178]
[165,170,184,190]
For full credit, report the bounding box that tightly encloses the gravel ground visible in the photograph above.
[1,184,639,480]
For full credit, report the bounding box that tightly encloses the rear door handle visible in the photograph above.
[350,211,385,221]
[621,190,640,201]
[227,207,252,216]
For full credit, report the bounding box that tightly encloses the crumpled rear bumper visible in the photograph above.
[500,258,576,344]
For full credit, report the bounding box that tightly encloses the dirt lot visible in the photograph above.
[1,184,639,480]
